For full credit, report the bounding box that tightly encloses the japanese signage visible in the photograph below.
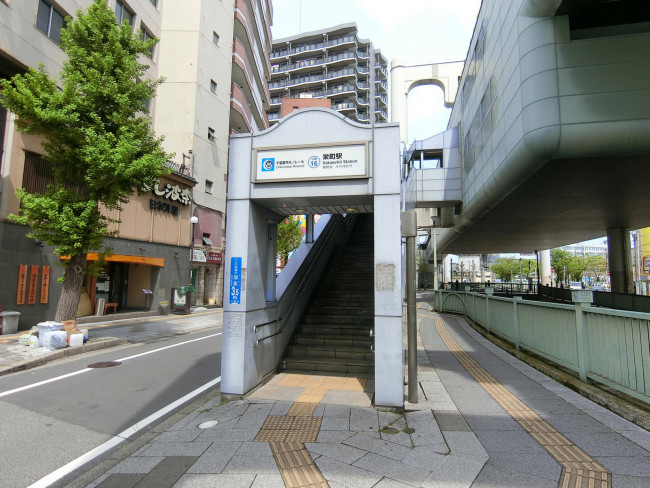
[28,266,39,304]
[152,179,191,205]
[644,256,650,274]
[230,257,242,304]
[40,266,50,304]
[17,265,27,305]
[254,143,368,182]
[150,199,180,215]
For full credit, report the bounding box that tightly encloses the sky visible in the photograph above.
[270,0,483,141]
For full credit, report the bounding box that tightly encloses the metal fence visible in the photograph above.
[436,290,650,405]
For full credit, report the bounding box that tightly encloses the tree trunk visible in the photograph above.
[54,253,87,322]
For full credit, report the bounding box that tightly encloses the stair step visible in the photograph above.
[311,298,374,308]
[288,345,374,361]
[300,324,371,336]
[293,334,373,347]
[316,291,374,300]
[302,315,374,326]
[305,307,373,317]
[282,357,374,375]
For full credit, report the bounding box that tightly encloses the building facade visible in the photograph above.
[0,0,272,328]
[267,23,388,125]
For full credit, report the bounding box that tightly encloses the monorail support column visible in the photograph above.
[607,227,634,294]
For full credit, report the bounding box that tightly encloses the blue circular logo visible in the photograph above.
[307,156,320,169]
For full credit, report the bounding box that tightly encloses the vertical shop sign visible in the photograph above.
[40,266,50,304]
[230,257,242,304]
[17,265,27,304]
[28,265,39,304]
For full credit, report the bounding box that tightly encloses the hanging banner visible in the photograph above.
[254,142,368,183]
[17,264,27,305]
[28,265,39,304]
[40,266,50,304]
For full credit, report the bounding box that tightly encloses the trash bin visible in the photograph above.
[0,311,21,335]
[95,298,105,316]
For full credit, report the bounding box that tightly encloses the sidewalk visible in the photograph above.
[0,308,221,376]
[68,307,650,488]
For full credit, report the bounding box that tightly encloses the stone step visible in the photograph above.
[287,344,374,361]
[300,324,372,336]
[310,298,374,308]
[304,306,373,316]
[292,333,373,348]
[282,356,374,375]
[301,315,374,327]
[315,291,374,300]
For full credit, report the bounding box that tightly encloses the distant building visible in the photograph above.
[560,243,608,257]
[280,97,331,117]
[267,23,388,125]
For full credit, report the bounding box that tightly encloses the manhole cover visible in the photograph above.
[87,361,122,368]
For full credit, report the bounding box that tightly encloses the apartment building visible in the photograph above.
[267,23,388,125]
[0,0,272,328]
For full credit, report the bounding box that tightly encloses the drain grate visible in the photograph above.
[87,361,122,368]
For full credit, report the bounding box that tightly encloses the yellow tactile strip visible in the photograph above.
[434,317,611,488]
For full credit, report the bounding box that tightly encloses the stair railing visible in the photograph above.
[253,213,358,346]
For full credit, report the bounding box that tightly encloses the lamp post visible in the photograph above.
[190,215,198,284]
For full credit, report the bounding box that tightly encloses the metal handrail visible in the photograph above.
[254,215,356,345]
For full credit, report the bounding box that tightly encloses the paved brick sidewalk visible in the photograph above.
[73,310,650,488]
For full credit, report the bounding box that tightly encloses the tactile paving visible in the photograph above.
[434,316,611,488]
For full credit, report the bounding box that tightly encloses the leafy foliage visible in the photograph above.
[0,0,171,319]
[490,257,536,282]
[277,217,304,265]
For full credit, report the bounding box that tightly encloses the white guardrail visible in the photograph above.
[435,289,650,405]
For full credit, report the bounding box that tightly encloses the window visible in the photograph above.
[140,25,154,58]
[213,31,219,45]
[202,233,213,245]
[207,127,216,142]
[210,79,217,94]
[149,0,158,6]
[143,97,151,113]
[36,0,65,44]
[115,0,134,27]
[205,180,213,194]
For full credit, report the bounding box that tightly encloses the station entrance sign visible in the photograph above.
[254,142,368,183]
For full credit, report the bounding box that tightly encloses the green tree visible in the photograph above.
[277,217,304,267]
[0,0,171,321]
[551,249,590,283]
[490,257,520,282]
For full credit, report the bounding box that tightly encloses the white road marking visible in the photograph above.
[0,332,222,398]
[27,376,222,488]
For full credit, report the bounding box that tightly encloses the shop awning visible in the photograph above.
[61,253,165,267]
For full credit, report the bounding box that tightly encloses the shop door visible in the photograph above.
[110,262,129,310]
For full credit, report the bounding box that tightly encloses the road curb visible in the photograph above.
[0,338,124,377]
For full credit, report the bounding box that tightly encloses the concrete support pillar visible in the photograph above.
[540,249,551,286]
[443,255,452,284]
[305,215,314,243]
[607,227,634,294]
[374,194,403,407]
[195,265,205,305]
[215,263,224,307]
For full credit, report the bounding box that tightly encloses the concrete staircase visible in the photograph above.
[283,214,375,375]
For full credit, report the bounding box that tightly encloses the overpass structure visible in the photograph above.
[394,0,650,294]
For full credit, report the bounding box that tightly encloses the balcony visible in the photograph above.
[357,49,369,59]
[375,79,388,91]
[325,68,356,82]
[232,38,269,128]
[356,80,370,91]
[268,112,281,120]
[326,84,356,96]
[356,111,370,122]
[357,97,369,106]
[230,82,255,133]
[332,101,356,112]
[375,108,388,119]
[375,65,388,77]
[376,94,388,106]
[356,65,369,75]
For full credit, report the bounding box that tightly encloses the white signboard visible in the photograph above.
[254,143,368,182]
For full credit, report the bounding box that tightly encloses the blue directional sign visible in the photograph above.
[229,257,242,304]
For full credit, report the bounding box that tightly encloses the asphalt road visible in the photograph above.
[0,314,223,488]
